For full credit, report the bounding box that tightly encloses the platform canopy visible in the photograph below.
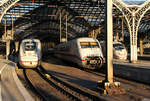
[0,0,150,43]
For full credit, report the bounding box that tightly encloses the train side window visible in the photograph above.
[113,43,125,50]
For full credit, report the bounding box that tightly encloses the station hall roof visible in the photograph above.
[0,0,150,42]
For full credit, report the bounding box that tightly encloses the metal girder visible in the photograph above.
[0,0,105,39]
[88,23,104,38]
[15,19,79,41]
[0,0,20,23]
[1,0,150,46]
[4,0,102,41]
[113,0,150,62]
[14,15,87,38]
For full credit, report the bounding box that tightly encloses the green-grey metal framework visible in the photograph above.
[0,0,150,62]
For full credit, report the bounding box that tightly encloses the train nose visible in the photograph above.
[89,60,97,64]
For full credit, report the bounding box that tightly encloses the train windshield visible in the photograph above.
[80,42,99,48]
[24,42,36,51]
[113,43,125,50]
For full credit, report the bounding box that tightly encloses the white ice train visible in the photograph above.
[113,41,127,60]
[54,37,104,69]
[100,41,127,60]
[19,39,42,68]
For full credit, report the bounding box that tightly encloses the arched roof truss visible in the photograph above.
[1,0,150,43]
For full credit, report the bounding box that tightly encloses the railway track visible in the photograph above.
[40,55,150,101]
[23,69,47,101]
[23,67,103,101]
[39,65,150,101]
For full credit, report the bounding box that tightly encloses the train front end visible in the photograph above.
[78,39,104,69]
[19,40,41,68]
[19,51,40,68]
[113,42,127,60]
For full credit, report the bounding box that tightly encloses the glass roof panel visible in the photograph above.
[122,0,146,5]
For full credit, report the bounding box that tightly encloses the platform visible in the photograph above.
[113,59,150,84]
[0,59,34,101]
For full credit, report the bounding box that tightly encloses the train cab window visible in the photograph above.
[90,42,99,48]
[80,42,99,48]
[24,42,36,51]
[80,42,89,48]
[113,43,125,50]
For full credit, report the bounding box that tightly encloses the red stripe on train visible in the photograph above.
[20,58,41,63]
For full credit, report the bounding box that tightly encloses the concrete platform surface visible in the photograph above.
[0,59,34,101]
[113,59,150,84]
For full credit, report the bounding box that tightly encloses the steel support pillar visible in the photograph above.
[106,0,113,84]
[140,40,143,56]
[121,17,124,42]
[130,10,137,63]
[0,0,20,23]
[6,40,10,60]
[130,44,137,63]
[97,0,125,95]
[113,0,150,63]
[59,12,62,43]
[15,41,19,52]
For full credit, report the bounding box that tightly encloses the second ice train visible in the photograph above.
[54,37,104,69]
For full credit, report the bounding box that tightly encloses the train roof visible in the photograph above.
[21,39,41,42]
[113,41,124,45]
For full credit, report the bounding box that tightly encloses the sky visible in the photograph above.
[123,0,146,5]
[123,0,146,1]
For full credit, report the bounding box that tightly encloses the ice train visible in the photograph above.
[100,41,127,60]
[113,41,127,60]
[18,39,42,68]
[54,37,104,69]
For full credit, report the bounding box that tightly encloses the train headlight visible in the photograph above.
[82,57,87,62]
